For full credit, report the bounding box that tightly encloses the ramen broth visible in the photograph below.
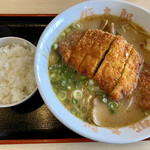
[48,15,150,128]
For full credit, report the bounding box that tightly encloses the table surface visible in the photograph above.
[0,0,149,14]
[0,0,150,149]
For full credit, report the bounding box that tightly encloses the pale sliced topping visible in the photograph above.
[144,39,150,52]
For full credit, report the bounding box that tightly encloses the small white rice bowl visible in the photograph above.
[0,37,37,107]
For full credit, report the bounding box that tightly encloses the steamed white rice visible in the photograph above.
[0,43,36,104]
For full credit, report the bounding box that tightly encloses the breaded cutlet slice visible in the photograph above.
[110,48,143,101]
[135,63,150,109]
[68,29,103,71]
[94,36,132,94]
[78,31,116,78]
[58,31,83,63]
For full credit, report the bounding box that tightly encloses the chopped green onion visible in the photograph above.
[108,101,118,112]
[62,70,67,74]
[102,97,108,104]
[66,27,72,33]
[108,102,118,114]
[114,102,119,108]
[72,99,78,104]
[77,113,84,119]
[108,102,115,110]
[49,66,53,70]
[53,64,59,68]
[96,91,101,96]
[72,22,82,29]
[50,73,56,79]
[110,109,115,114]
[52,43,58,50]
[58,64,62,68]
[53,87,58,93]
[80,79,88,85]
[58,91,67,100]
[71,108,77,114]
[89,79,94,85]
[75,85,80,89]
[73,90,82,100]
[61,80,67,86]
[96,91,106,98]
[67,86,71,90]
[81,75,88,80]
[101,92,106,98]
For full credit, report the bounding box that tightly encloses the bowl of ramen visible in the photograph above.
[35,0,150,143]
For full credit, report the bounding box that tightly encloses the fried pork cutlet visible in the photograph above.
[78,31,116,78]
[58,31,83,63]
[58,28,143,101]
[68,29,104,71]
[136,63,150,109]
[110,48,143,101]
[94,37,132,94]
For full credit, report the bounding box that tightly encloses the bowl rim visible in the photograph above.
[0,36,37,107]
[35,0,150,144]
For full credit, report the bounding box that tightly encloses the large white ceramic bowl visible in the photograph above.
[35,0,150,144]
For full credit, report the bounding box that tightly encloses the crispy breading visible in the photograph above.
[110,48,143,101]
[78,31,116,78]
[94,36,132,94]
[136,63,150,109]
[58,29,143,101]
[58,31,83,63]
[68,29,104,71]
